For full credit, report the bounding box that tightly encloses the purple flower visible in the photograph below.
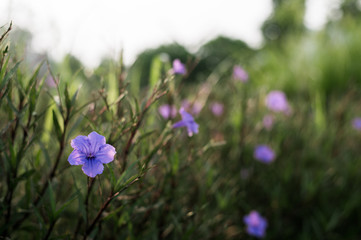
[182,100,202,116]
[158,104,177,119]
[173,107,199,137]
[243,211,268,238]
[262,115,274,130]
[254,145,275,164]
[45,76,57,88]
[233,65,249,82]
[68,131,116,178]
[265,90,290,113]
[172,59,186,75]
[210,102,224,116]
[352,117,361,131]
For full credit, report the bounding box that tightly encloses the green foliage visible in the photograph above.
[2,5,361,239]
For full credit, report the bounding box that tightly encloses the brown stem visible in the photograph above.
[84,177,139,237]
[0,22,12,43]
[3,97,30,236]
[43,220,56,240]
[73,177,95,240]
[12,113,70,230]
[120,93,154,173]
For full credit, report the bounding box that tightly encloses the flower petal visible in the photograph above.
[96,144,116,164]
[187,122,199,135]
[173,120,186,128]
[71,135,90,153]
[179,108,193,121]
[88,131,106,154]
[82,159,104,178]
[68,150,86,165]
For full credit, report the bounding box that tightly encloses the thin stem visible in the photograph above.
[120,87,167,173]
[12,111,70,230]
[239,85,248,162]
[3,95,30,236]
[120,93,154,173]
[73,177,95,240]
[84,177,140,237]
[85,177,95,230]
[43,220,57,240]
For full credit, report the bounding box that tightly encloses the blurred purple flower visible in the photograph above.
[263,115,274,130]
[182,100,202,116]
[265,90,290,113]
[158,104,177,119]
[210,102,224,116]
[45,76,57,88]
[352,117,361,131]
[173,107,199,137]
[243,211,268,238]
[254,145,275,164]
[68,131,116,178]
[233,65,249,82]
[172,59,186,75]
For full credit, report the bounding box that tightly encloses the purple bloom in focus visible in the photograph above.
[254,145,275,164]
[210,102,224,116]
[263,115,274,130]
[352,117,361,131]
[68,131,116,178]
[243,211,268,238]
[172,59,186,75]
[265,90,290,113]
[233,65,249,82]
[158,104,177,119]
[173,107,199,137]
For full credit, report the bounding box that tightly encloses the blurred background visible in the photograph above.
[0,0,336,67]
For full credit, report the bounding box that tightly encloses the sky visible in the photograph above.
[0,0,335,67]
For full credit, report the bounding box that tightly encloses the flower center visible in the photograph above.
[86,154,95,160]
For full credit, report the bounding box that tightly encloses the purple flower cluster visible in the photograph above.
[172,59,186,75]
[158,104,177,119]
[68,132,116,178]
[210,102,224,116]
[265,90,290,114]
[244,211,268,238]
[254,145,275,164]
[352,117,361,131]
[233,65,249,82]
[182,100,202,116]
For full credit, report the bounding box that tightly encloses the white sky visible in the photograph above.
[0,0,335,67]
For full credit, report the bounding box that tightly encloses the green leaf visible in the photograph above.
[70,172,86,222]
[106,164,117,187]
[25,61,43,94]
[71,88,79,107]
[52,109,62,140]
[114,161,137,192]
[149,55,162,89]
[136,130,156,143]
[48,181,56,221]
[171,151,180,174]
[55,190,80,218]
[64,83,71,111]
[66,114,84,142]
[0,54,10,81]
[0,60,21,90]
[15,169,36,185]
